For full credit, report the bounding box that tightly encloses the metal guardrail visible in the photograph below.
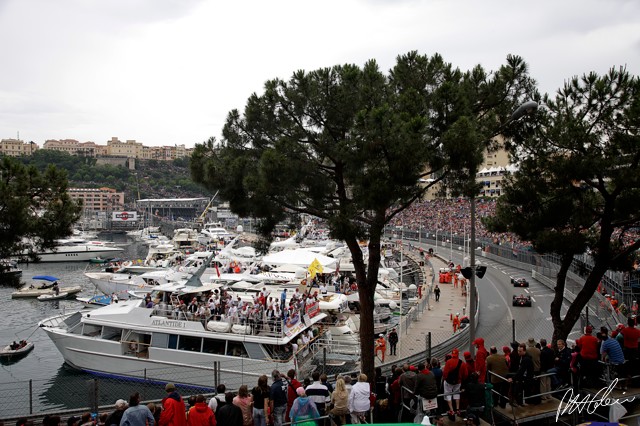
[388,228,623,333]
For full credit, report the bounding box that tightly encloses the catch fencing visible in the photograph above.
[386,227,625,338]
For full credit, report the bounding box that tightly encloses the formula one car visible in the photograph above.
[511,277,530,287]
[513,294,532,307]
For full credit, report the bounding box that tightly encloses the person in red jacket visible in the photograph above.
[576,326,600,387]
[187,394,216,426]
[285,369,302,422]
[472,337,489,384]
[442,349,469,416]
[160,383,187,426]
[620,317,640,380]
[452,314,461,334]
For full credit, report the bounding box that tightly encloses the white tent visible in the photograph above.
[262,249,337,268]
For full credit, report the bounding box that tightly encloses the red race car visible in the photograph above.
[513,294,532,307]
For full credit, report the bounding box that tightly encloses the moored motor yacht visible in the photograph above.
[39,293,327,390]
[24,238,124,262]
[85,269,190,299]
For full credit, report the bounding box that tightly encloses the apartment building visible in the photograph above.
[68,187,125,212]
[43,139,107,157]
[422,137,514,199]
[2,136,194,161]
[0,139,39,156]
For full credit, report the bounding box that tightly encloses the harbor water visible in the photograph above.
[0,234,150,417]
[0,234,407,418]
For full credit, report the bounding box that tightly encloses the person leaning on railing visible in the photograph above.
[486,346,509,409]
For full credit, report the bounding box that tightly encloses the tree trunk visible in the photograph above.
[345,225,383,386]
[551,254,611,346]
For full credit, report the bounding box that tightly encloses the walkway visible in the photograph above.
[378,244,469,368]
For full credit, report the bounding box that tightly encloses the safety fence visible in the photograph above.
[387,225,632,306]
[385,227,626,334]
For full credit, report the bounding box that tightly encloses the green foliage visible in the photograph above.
[190,51,537,382]
[490,67,640,264]
[0,156,83,264]
[10,150,208,205]
[486,66,640,342]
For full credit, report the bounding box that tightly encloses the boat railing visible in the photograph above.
[149,304,315,339]
[313,336,361,356]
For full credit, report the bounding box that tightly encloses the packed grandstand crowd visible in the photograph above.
[389,198,640,252]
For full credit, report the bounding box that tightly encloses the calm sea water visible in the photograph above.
[0,234,150,417]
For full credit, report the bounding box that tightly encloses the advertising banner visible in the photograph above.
[112,211,138,222]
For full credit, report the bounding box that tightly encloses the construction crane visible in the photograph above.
[196,191,219,225]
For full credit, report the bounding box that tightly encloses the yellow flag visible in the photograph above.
[308,258,323,278]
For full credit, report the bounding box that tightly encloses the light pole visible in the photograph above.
[449,224,453,262]
[468,100,538,355]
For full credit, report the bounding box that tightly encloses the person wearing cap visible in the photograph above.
[105,399,128,426]
[442,349,468,417]
[452,314,461,334]
[388,327,399,356]
[121,392,155,426]
[375,334,387,362]
[463,351,475,376]
[159,383,187,426]
[289,387,319,426]
[472,338,488,384]
[576,325,600,387]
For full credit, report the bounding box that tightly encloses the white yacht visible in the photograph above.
[39,294,326,389]
[172,228,200,251]
[198,224,233,245]
[28,238,124,262]
[85,269,190,299]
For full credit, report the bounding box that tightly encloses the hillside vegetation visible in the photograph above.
[14,150,209,207]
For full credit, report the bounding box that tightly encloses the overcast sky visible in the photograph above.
[1,0,638,148]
